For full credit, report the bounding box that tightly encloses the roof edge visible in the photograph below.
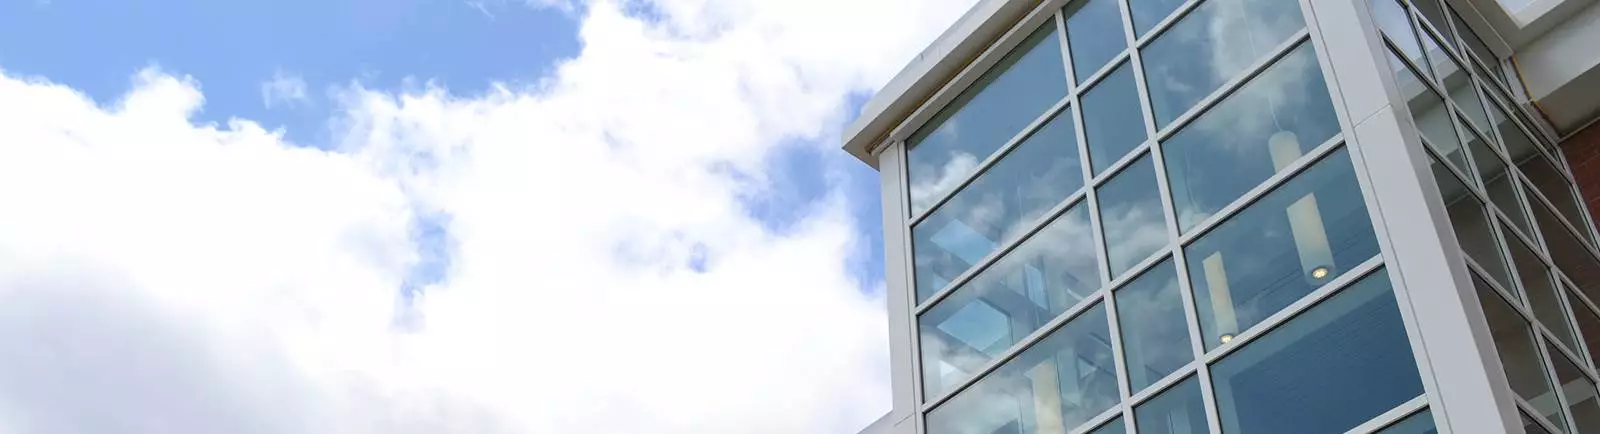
[840,0,1036,169]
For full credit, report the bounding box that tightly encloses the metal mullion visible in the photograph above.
[1076,50,1134,93]
[886,0,1069,146]
[1466,253,1526,309]
[918,281,1112,412]
[1542,320,1597,384]
[1129,0,1206,49]
[1091,143,1154,188]
[1070,404,1128,434]
[1199,255,1387,365]
[1175,134,1345,246]
[1520,170,1600,259]
[1532,331,1582,434]
[913,188,1089,314]
[1555,271,1600,371]
[1347,395,1429,434]
[1416,18,1468,73]
[1515,397,1565,434]
[1153,32,1312,143]
[1105,257,1136,401]
[907,96,1074,227]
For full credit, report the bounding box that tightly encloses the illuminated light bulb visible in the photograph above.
[1220,334,1235,344]
[1310,266,1332,281]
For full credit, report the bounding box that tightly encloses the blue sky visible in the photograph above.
[0,0,888,292]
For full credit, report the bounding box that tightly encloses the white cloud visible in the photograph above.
[261,70,309,109]
[0,0,978,433]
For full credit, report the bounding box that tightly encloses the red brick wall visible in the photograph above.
[1563,121,1600,223]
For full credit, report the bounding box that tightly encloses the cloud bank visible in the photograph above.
[0,0,976,432]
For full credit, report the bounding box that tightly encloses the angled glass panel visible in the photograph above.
[1098,155,1169,278]
[1372,0,1426,71]
[1464,130,1533,235]
[1476,275,1565,432]
[1134,376,1209,434]
[1065,0,1129,83]
[1507,232,1579,351]
[1212,270,1423,434]
[1492,101,1543,166]
[1089,417,1125,434]
[1188,148,1379,349]
[1394,51,1470,177]
[908,25,1068,216]
[1128,0,1183,36]
[1409,0,1448,31]
[1430,43,1489,133]
[1566,287,1600,369]
[912,108,1085,302]
[1114,258,1193,392]
[1533,198,1600,307]
[1547,341,1600,434]
[1525,411,1557,434]
[1083,63,1148,173]
[1142,0,1307,127]
[919,204,1101,398]
[1449,7,1497,69]
[1520,150,1591,244]
[1163,43,1338,231]
[1430,152,1515,292]
[1377,410,1438,434]
[926,304,1119,434]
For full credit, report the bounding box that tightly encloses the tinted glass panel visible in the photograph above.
[1547,342,1600,434]
[1533,199,1600,305]
[1090,417,1125,434]
[1430,153,1515,292]
[1507,233,1578,351]
[1521,151,1591,243]
[1212,270,1423,434]
[908,25,1068,216]
[1378,410,1438,434]
[1083,63,1148,173]
[1465,132,1532,235]
[1098,155,1169,278]
[1142,0,1306,127]
[1066,0,1129,83]
[919,204,1101,398]
[1567,287,1600,370]
[912,108,1085,302]
[1115,258,1194,392]
[1410,0,1448,30]
[1476,276,1565,432]
[1525,411,1556,434]
[1449,7,1497,68]
[1431,43,1489,133]
[927,304,1119,434]
[1394,51,1469,177]
[1164,43,1338,230]
[1188,148,1379,349]
[1128,0,1183,36]
[1134,376,1209,434]
[1372,0,1425,70]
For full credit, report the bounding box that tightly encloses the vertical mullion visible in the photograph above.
[1534,331,1582,434]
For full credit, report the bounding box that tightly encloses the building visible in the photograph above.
[841,0,1600,432]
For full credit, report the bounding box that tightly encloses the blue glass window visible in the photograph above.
[1098,155,1169,278]
[1083,62,1148,174]
[1134,376,1210,434]
[1115,258,1193,392]
[1142,0,1307,127]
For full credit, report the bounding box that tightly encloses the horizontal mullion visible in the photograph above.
[913,187,1090,314]
[1346,395,1427,434]
[1175,134,1345,247]
[1201,255,1386,365]
[908,96,1074,227]
[1131,0,1208,50]
[1154,30,1312,143]
[1515,395,1565,434]
[1073,49,1132,93]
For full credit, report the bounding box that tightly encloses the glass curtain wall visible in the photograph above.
[1373,0,1600,432]
[900,0,1449,433]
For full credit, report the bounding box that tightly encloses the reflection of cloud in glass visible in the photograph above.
[1114,260,1194,391]
[1142,0,1306,127]
[1097,157,1169,277]
[926,304,1118,434]
[920,204,1101,397]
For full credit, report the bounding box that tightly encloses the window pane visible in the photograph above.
[1098,155,1169,277]
[1410,0,1448,30]
[908,25,1068,216]
[1429,152,1515,292]
[1090,417,1125,434]
[1114,258,1194,392]
[1134,376,1210,434]
[1211,270,1424,434]
[1372,0,1426,69]
[1520,150,1591,243]
[1188,148,1380,349]
[912,108,1085,302]
[1066,0,1129,83]
[1164,43,1339,231]
[1432,44,1489,134]
[1083,63,1148,173]
[1476,276,1565,432]
[926,304,1119,434]
[1377,410,1439,434]
[1128,0,1183,36]
[1507,233,1579,351]
[1547,342,1600,434]
[919,204,1101,398]
[1142,0,1307,127]
[1492,101,1542,166]
[1394,52,1470,177]
[1449,7,1497,68]
[1466,132,1532,235]
[1566,287,1600,370]
[1525,411,1557,434]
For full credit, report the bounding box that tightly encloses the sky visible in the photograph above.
[0,0,979,432]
